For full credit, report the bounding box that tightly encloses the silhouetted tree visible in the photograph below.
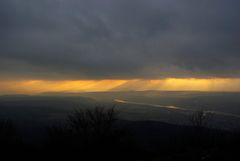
[47,107,135,160]
[0,119,22,158]
[187,110,214,149]
[189,110,212,129]
[0,119,18,145]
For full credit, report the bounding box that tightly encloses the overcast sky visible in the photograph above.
[0,0,240,80]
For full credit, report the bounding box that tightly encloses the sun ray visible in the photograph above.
[0,78,240,95]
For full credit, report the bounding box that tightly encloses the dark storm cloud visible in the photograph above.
[0,0,240,80]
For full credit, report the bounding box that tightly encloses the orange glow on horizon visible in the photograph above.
[0,78,240,95]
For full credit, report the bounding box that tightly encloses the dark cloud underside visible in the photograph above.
[0,0,240,80]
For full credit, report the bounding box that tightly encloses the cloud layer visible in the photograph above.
[0,0,240,80]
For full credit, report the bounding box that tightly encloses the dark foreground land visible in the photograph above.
[1,107,240,161]
[1,92,240,160]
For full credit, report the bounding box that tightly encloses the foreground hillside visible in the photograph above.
[1,111,240,161]
[1,92,240,160]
